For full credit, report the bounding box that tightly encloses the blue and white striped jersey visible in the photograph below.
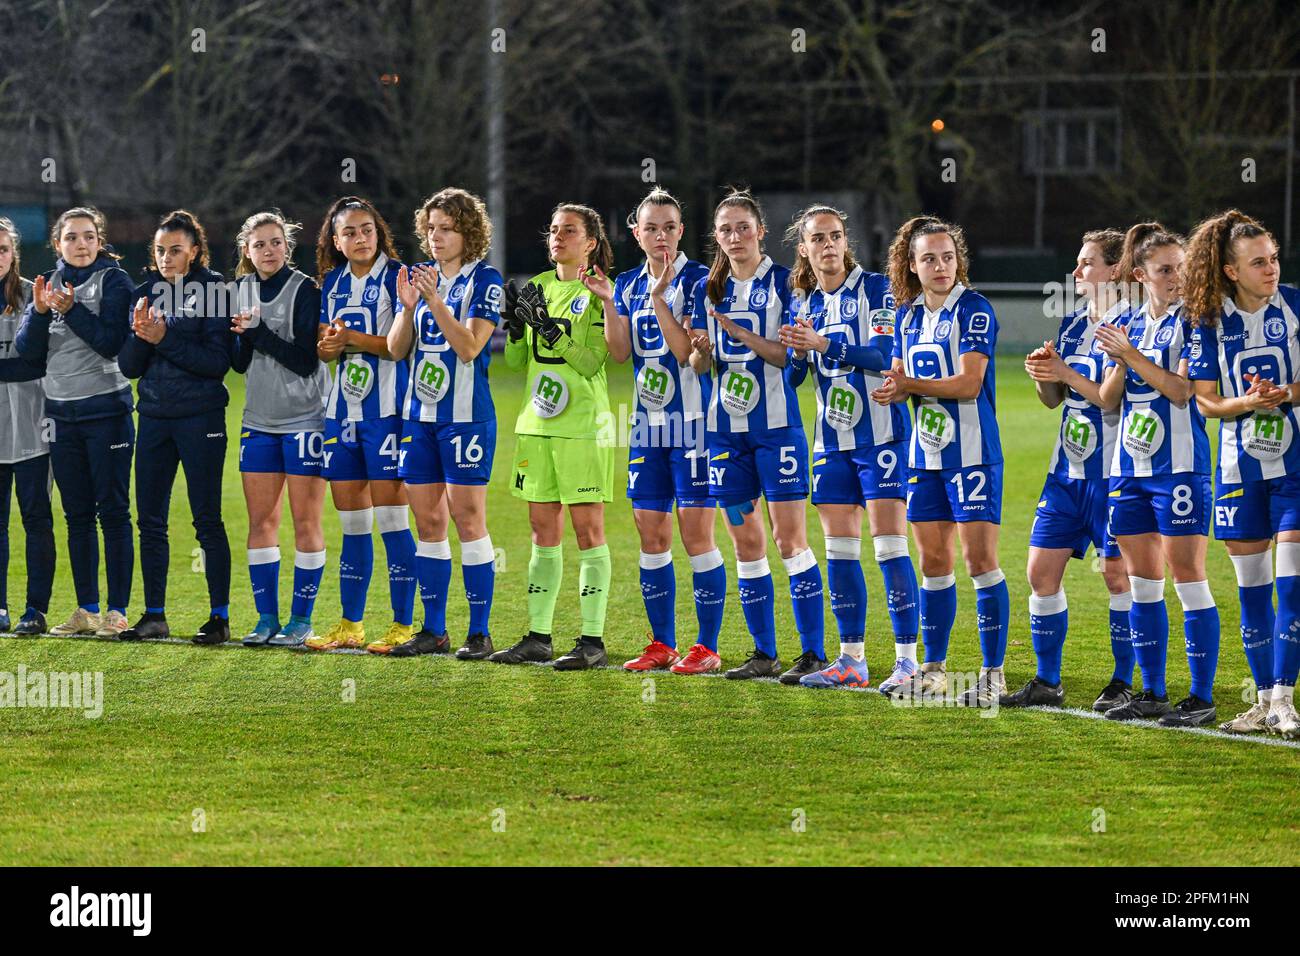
[893,283,1001,470]
[321,252,406,421]
[1107,301,1210,477]
[691,256,801,435]
[1188,285,1300,484]
[400,258,502,424]
[614,252,710,443]
[1045,301,1130,481]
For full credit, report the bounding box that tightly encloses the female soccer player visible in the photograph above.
[492,203,614,670]
[0,217,55,635]
[386,188,502,659]
[118,210,233,644]
[606,187,726,674]
[687,189,825,684]
[871,216,1008,707]
[779,205,918,689]
[308,196,415,653]
[17,207,135,638]
[1183,210,1300,736]
[1013,229,1135,710]
[1096,223,1219,728]
[230,210,329,648]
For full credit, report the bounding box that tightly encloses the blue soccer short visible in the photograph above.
[706,425,809,508]
[322,416,403,482]
[1212,474,1300,540]
[239,428,325,477]
[399,419,496,486]
[1108,473,1211,538]
[811,440,907,506]
[906,462,1003,524]
[627,444,714,512]
[1029,473,1118,559]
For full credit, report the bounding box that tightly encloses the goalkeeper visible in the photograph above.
[491,203,617,670]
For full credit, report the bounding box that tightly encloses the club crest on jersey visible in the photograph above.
[1154,324,1174,347]
[530,371,569,418]
[933,318,953,340]
[719,368,760,416]
[570,296,589,315]
[363,285,379,304]
[448,283,465,304]
[841,298,859,320]
[750,287,769,309]
[824,383,863,431]
[1264,316,1288,344]
[636,363,676,411]
[414,356,450,405]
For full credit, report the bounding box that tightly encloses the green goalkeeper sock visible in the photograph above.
[578,544,611,639]
[528,543,563,637]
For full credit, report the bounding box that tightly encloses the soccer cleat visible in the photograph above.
[957,666,1005,708]
[724,650,782,680]
[1104,690,1171,721]
[1266,696,1300,739]
[877,658,919,697]
[455,632,495,660]
[388,628,450,657]
[1157,695,1217,728]
[241,615,280,647]
[1219,698,1272,734]
[779,650,829,686]
[96,610,129,638]
[50,607,102,636]
[305,619,366,651]
[799,653,870,689]
[670,643,722,675]
[1092,679,1133,713]
[623,637,681,671]
[487,633,553,664]
[0,610,9,632]
[267,619,314,648]
[554,638,607,671]
[120,612,170,642]
[13,610,47,636]
[193,614,232,645]
[365,622,414,655]
[1000,676,1065,708]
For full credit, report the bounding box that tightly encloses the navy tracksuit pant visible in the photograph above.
[135,409,231,612]
[0,454,56,614]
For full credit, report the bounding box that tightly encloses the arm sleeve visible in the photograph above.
[116,332,153,379]
[503,328,529,370]
[785,349,809,387]
[154,307,231,380]
[466,269,504,325]
[14,300,51,363]
[827,340,889,372]
[957,300,997,357]
[552,308,608,379]
[1186,324,1218,381]
[230,327,254,374]
[891,307,905,361]
[250,281,321,378]
[63,269,132,359]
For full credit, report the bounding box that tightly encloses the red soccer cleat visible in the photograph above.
[669,643,722,675]
[623,638,682,671]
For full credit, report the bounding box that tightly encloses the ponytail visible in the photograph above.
[156,208,210,269]
[548,202,614,277]
[49,206,121,261]
[315,196,399,281]
[1183,209,1272,325]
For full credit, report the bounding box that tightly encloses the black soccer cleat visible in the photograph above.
[553,637,607,671]
[455,632,495,660]
[1104,689,1170,721]
[388,629,451,657]
[120,611,170,642]
[725,650,783,680]
[487,633,553,664]
[1000,676,1065,708]
[193,614,231,645]
[1092,678,1133,713]
[779,650,828,685]
[1157,695,1217,728]
[13,610,47,636]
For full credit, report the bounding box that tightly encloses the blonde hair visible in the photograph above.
[235,209,302,278]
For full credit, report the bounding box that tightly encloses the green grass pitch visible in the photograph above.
[1,357,1295,866]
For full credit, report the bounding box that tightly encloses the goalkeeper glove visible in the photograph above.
[503,281,525,342]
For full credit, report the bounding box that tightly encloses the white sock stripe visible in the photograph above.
[873,534,909,562]
[460,536,495,566]
[825,536,861,562]
[1129,576,1165,604]
[294,549,327,570]
[736,557,771,579]
[1109,591,1133,612]
[1029,590,1067,616]
[971,568,1005,590]
[247,546,281,565]
[782,548,817,576]
[1277,542,1300,578]
[373,505,410,534]
[639,550,674,570]
[417,539,451,560]
[689,549,724,573]
[1230,550,1275,588]
[922,574,956,591]
[338,508,374,535]
[1174,580,1215,612]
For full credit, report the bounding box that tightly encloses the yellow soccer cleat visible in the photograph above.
[366,622,414,655]
[305,618,366,651]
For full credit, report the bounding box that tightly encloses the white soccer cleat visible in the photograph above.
[49,607,102,636]
[1266,696,1300,740]
[957,666,1005,708]
[1219,698,1271,734]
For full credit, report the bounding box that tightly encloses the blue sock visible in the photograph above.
[974,569,1010,668]
[248,546,281,621]
[825,537,866,644]
[639,550,676,648]
[339,509,374,622]
[1176,580,1219,702]
[1274,546,1300,688]
[737,558,777,657]
[1029,590,1067,685]
[81,603,101,614]
[1109,591,1135,684]
[1130,576,1169,698]
[291,549,326,621]
[784,550,824,657]
[145,606,164,615]
[461,536,496,637]
[210,604,229,620]
[920,574,957,663]
[690,549,726,653]
[377,506,416,627]
[1230,552,1275,693]
[414,539,451,635]
[874,536,919,644]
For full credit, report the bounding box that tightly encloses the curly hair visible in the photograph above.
[0,217,23,315]
[155,209,210,269]
[785,204,859,296]
[886,216,969,304]
[705,188,767,304]
[415,187,492,263]
[315,196,400,281]
[1183,209,1274,326]
[49,206,122,262]
[234,209,303,278]
[545,203,614,277]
